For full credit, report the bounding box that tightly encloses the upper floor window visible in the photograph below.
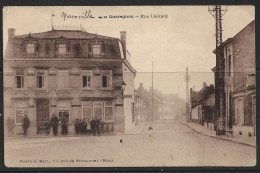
[58,44,66,54]
[37,71,45,88]
[82,76,91,87]
[27,43,35,54]
[101,70,112,88]
[93,45,101,55]
[228,55,232,77]
[15,69,24,88]
[102,76,109,87]
[82,70,92,88]
[245,72,256,87]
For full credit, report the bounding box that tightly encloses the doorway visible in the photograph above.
[36,100,49,134]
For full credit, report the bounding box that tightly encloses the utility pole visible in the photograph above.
[51,11,55,30]
[184,67,191,122]
[208,6,227,134]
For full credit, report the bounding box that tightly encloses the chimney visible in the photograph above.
[120,31,126,59]
[8,28,16,39]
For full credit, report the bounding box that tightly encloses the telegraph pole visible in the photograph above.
[51,11,55,30]
[184,67,191,122]
[208,6,227,134]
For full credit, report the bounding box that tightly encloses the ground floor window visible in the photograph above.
[94,101,103,120]
[104,101,113,121]
[82,100,113,122]
[15,107,27,124]
[59,110,70,122]
[82,101,92,120]
[15,102,28,124]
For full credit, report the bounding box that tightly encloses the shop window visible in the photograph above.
[15,69,24,88]
[58,44,66,54]
[104,101,113,121]
[27,43,35,54]
[15,102,27,124]
[59,110,70,122]
[82,76,91,87]
[15,108,26,124]
[94,101,103,120]
[82,101,92,120]
[92,45,101,55]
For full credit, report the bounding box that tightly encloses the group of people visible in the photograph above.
[45,113,69,135]
[74,117,109,136]
[21,113,112,136]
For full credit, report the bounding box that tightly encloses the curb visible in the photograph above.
[184,123,256,148]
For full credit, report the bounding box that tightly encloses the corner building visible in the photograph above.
[4,28,136,136]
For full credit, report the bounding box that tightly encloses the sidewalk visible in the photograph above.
[185,121,256,147]
[5,124,147,140]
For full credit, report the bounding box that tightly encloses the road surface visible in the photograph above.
[4,119,256,167]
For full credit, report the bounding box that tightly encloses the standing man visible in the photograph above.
[95,117,101,136]
[61,117,68,135]
[51,113,59,136]
[74,119,80,135]
[22,115,30,136]
[90,117,96,136]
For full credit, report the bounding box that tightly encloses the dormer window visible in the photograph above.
[93,45,101,55]
[58,44,66,54]
[27,43,35,54]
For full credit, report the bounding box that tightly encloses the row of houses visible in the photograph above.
[190,83,215,130]
[135,83,185,122]
[190,20,256,138]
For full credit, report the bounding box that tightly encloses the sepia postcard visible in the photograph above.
[3,6,256,167]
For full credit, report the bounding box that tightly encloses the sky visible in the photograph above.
[3,6,255,99]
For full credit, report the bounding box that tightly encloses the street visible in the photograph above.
[4,119,256,167]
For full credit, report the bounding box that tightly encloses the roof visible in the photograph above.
[212,38,233,54]
[212,19,255,54]
[14,29,117,40]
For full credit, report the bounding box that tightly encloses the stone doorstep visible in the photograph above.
[185,122,256,147]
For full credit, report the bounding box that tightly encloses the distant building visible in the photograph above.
[4,28,137,136]
[134,90,146,123]
[190,83,215,129]
[136,83,185,121]
[213,20,255,137]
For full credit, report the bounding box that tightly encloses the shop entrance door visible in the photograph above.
[36,100,49,134]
